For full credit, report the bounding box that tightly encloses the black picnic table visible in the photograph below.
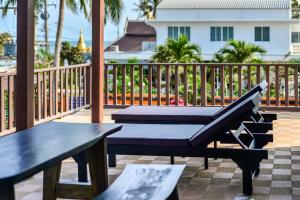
[0,122,122,200]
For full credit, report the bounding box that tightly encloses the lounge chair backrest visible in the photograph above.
[190,92,262,147]
[213,81,267,118]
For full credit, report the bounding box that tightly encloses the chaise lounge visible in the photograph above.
[112,81,277,126]
[107,92,273,195]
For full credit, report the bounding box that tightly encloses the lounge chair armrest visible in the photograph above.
[243,122,273,133]
[260,112,277,122]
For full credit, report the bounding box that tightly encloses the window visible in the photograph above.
[292,32,300,43]
[168,27,190,40]
[255,27,270,41]
[142,42,157,51]
[211,27,233,41]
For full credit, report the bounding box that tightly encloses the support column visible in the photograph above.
[91,0,105,123]
[16,0,35,131]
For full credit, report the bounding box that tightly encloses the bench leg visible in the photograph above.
[171,156,175,164]
[204,157,208,169]
[86,138,109,197]
[108,154,117,167]
[43,162,62,200]
[242,169,253,196]
[214,141,217,160]
[73,152,88,182]
[0,182,14,200]
[167,187,179,200]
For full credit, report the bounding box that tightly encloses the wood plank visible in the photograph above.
[285,66,289,107]
[122,65,126,106]
[193,65,197,106]
[139,65,143,105]
[15,0,35,131]
[157,65,161,106]
[247,66,251,90]
[220,66,225,105]
[130,65,135,105]
[148,65,152,105]
[79,67,82,107]
[166,65,170,106]
[8,76,14,129]
[43,162,62,200]
[74,68,78,109]
[92,0,105,123]
[104,65,108,105]
[86,65,91,105]
[55,70,59,115]
[275,66,280,106]
[60,70,64,113]
[55,182,92,199]
[70,69,74,110]
[229,66,233,102]
[86,138,109,196]
[65,69,69,111]
[211,66,215,105]
[37,73,42,120]
[83,67,87,105]
[49,71,53,117]
[175,65,179,106]
[0,77,5,132]
[113,65,117,105]
[266,65,270,106]
[201,65,207,106]
[43,72,48,119]
[295,66,299,107]
[256,66,261,84]
[183,65,188,106]
[238,66,242,97]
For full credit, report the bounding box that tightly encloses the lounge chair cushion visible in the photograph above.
[108,124,204,147]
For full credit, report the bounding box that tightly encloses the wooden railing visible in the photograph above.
[1,62,299,134]
[104,63,300,110]
[0,64,92,134]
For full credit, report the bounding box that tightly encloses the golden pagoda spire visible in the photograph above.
[77,28,87,53]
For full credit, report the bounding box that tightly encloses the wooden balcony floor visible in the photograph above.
[15,109,300,200]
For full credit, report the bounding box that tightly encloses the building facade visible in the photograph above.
[148,0,300,61]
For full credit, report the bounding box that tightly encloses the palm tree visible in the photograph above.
[134,0,161,19]
[151,34,202,63]
[218,40,266,63]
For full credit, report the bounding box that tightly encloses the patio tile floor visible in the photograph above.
[14,109,300,200]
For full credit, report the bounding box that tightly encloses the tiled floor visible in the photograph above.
[13,109,300,200]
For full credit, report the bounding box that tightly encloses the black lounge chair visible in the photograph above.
[112,81,277,125]
[107,92,273,196]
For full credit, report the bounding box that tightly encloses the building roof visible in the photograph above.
[157,0,291,9]
[105,20,156,52]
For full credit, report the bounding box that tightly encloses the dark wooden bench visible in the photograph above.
[0,122,122,200]
[94,164,185,200]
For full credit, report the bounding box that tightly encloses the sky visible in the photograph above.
[0,0,139,42]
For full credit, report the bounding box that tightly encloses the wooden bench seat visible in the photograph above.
[94,164,185,200]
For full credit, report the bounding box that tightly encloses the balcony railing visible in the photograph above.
[104,63,300,110]
[0,64,92,134]
[0,62,299,134]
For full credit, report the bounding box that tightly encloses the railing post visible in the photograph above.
[295,66,299,107]
[201,65,207,106]
[285,66,289,107]
[15,0,35,131]
[193,65,197,106]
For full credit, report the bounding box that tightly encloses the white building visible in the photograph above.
[148,0,300,61]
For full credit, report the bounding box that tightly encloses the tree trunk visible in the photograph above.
[54,0,65,67]
[44,0,49,51]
